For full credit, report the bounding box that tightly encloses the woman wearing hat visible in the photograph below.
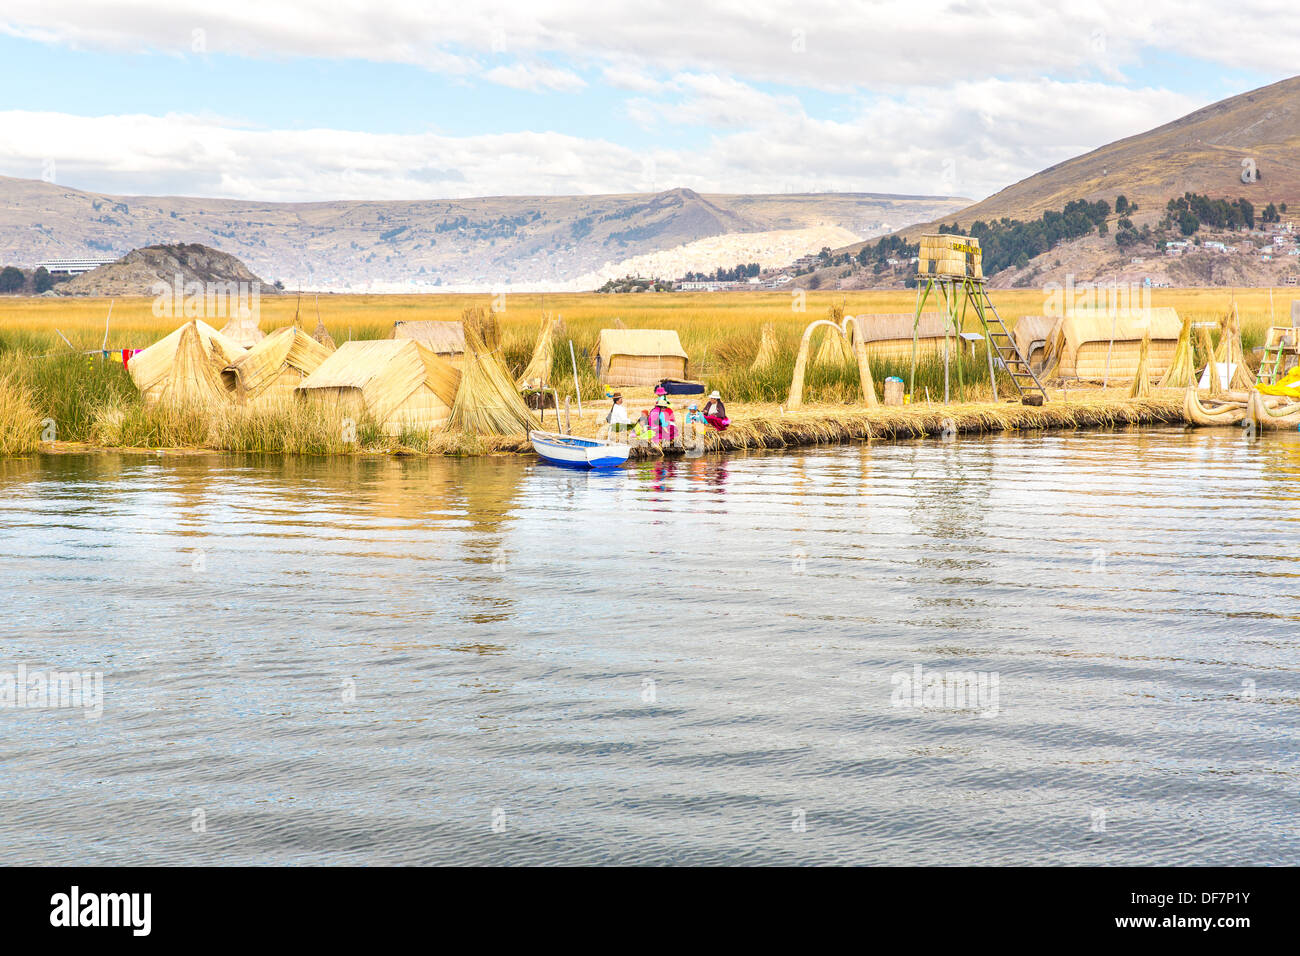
[605,392,631,439]
[648,394,677,446]
[703,390,730,431]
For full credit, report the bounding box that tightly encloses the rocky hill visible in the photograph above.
[0,179,967,292]
[59,243,273,296]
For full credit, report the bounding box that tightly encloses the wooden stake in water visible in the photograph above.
[564,397,572,435]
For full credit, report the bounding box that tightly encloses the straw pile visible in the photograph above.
[751,323,779,371]
[154,322,232,407]
[518,313,558,386]
[813,305,854,367]
[222,326,334,405]
[129,319,247,406]
[312,317,337,351]
[1197,324,1226,398]
[1157,315,1195,388]
[1215,306,1256,390]
[450,308,539,435]
[1129,331,1151,399]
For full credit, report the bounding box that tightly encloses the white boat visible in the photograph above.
[529,430,630,469]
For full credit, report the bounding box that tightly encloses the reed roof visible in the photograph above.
[597,328,688,359]
[848,312,949,342]
[222,326,334,401]
[219,314,265,348]
[129,319,247,402]
[297,339,460,422]
[389,320,465,355]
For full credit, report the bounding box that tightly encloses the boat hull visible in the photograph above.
[529,430,630,469]
[656,378,706,396]
[1248,390,1300,430]
[1183,387,1246,426]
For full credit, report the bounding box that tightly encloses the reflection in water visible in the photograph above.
[2,428,1299,865]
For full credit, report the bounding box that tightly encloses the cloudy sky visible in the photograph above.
[0,1,1291,203]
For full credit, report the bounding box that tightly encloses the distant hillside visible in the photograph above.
[867,74,1300,248]
[0,178,967,292]
[60,243,272,296]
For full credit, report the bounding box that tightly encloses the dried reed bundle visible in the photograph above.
[450,311,539,435]
[312,318,337,351]
[1197,324,1225,398]
[461,307,503,352]
[751,323,779,371]
[813,326,854,367]
[1157,315,1194,388]
[1220,305,1255,390]
[1129,331,1151,399]
[813,305,854,367]
[155,321,230,408]
[518,313,558,386]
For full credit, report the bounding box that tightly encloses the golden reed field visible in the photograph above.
[0,286,1284,457]
[0,288,1288,352]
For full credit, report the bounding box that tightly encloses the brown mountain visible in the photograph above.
[836,74,1300,258]
[0,178,967,290]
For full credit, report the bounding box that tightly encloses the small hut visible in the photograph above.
[221,326,334,405]
[596,329,688,386]
[1013,316,1060,372]
[1050,308,1182,381]
[847,313,950,361]
[389,320,465,366]
[128,319,247,406]
[295,339,461,435]
[219,314,265,348]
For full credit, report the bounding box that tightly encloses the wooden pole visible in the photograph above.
[101,300,114,352]
[909,279,932,397]
[568,340,583,418]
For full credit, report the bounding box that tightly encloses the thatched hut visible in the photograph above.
[596,328,689,386]
[1049,308,1182,381]
[221,326,334,405]
[295,339,461,435]
[1013,316,1059,372]
[389,320,465,366]
[219,314,265,348]
[128,319,247,406]
[846,313,950,361]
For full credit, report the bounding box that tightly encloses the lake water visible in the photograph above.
[1,427,1298,865]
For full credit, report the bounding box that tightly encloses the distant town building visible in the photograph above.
[36,255,119,275]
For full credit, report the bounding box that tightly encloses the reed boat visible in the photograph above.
[1247,390,1300,430]
[529,430,630,469]
[1183,387,1247,426]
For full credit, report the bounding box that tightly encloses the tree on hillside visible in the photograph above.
[1115,195,1129,215]
[0,266,25,293]
[33,267,53,293]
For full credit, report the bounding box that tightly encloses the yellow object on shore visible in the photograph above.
[1256,366,1300,398]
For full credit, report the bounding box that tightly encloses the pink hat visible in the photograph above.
[654,385,667,395]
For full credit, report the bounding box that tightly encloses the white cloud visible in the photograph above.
[482,62,586,92]
[1,1,1296,87]
[0,79,1199,202]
